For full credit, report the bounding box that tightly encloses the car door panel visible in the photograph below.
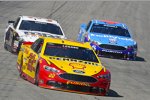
[22,38,43,78]
[22,47,38,78]
[26,50,38,78]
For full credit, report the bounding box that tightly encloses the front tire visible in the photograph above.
[131,54,137,61]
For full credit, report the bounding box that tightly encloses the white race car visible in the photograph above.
[4,15,66,53]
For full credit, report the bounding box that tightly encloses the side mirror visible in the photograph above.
[8,20,15,24]
[80,23,87,30]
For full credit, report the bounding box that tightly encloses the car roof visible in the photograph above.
[41,37,92,49]
[20,15,59,25]
[91,19,128,29]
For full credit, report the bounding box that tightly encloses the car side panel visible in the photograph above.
[21,47,38,79]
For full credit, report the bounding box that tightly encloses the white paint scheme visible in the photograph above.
[5,15,66,43]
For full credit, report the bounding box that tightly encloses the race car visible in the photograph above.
[17,37,111,96]
[77,20,138,60]
[4,15,66,53]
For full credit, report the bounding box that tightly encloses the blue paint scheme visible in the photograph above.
[77,20,138,60]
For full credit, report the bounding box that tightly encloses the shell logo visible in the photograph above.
[69,63,86,71]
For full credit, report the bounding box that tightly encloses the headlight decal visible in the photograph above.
[97,73,111,80]
[44,65,60,73]
[96,68,111,80]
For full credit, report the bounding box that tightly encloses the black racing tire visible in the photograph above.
[132,55,137,61]
[4,34,9,51]
[10,36,15,53]
[127,54,137,61]
[4,41,8,51]
[16,41,22,53]
[35,64,40,86]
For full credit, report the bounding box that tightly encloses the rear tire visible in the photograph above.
[35,65,40,86]
[10,36,15,53]
[4,41,8,51]
[4,34,9,51]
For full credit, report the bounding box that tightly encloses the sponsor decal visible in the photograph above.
[101,20,118,24]
[91,34,133,41]
[27,53,36,72]
[102,49,122,54]
[67,81,90,86]
[69,63,86,74]
[73,70,85,74]
[24,32,46,37]
[69,63,86,70]
[62,45,79,49]
[24,48,29,54]
[39,59,43,64]
[48,73,55,78]
[35,21,47,24]
[109,38,117,44]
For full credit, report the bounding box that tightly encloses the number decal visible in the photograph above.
[27,53,36,72]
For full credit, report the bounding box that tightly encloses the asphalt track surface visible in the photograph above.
[0,1,150,100]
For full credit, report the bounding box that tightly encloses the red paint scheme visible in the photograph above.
[17,58,111,96]
[17,63,35,84]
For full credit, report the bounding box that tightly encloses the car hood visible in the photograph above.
[44,56,103,76]
[89,33,136,46]
[17,30,65,42]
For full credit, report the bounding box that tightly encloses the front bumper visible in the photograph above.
[38,72,110,96]
[91,44,137,60]
[97,48,136,60]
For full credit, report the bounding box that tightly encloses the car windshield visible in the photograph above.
[19,20,63,35]
[90,24,131,37]
[44,43,99,63]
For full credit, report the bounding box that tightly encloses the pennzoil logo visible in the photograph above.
[69,63,86,70]
[67,81,90,86]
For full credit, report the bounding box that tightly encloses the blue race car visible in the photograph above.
[77,20,137,60]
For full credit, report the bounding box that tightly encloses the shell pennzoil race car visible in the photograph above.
[4,15,66,53]
[77,20,138,60]
[17,37,111,96]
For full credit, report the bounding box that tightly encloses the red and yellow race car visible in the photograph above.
[17,37,111,96]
